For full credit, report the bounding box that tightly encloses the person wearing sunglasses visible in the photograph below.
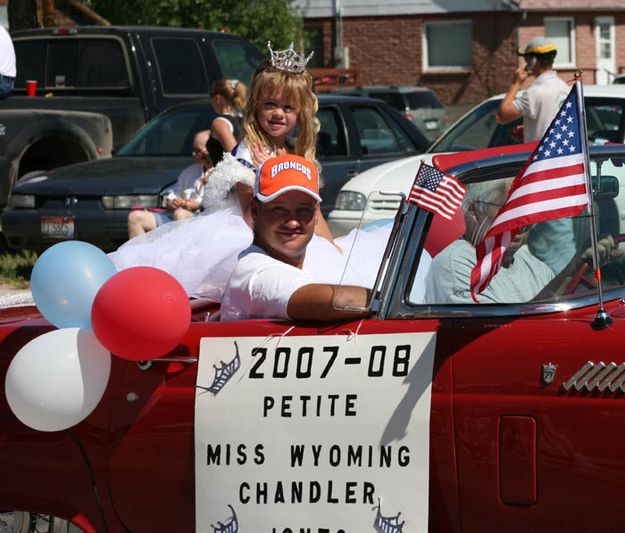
[127,129,212,239]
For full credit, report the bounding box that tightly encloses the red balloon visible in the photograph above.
[91,267,191,360]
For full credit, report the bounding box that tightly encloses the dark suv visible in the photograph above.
[328,85,447,140]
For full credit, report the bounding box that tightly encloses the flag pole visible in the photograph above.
[575,71,612,329]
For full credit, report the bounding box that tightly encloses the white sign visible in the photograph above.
[195,332,436,532]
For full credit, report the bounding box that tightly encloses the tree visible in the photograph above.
[8,0,39,31]
[87,0,304,51]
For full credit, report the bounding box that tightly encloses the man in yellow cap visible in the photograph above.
[497,37,576,276]
[496,36,569,142]
[220,153,370,322]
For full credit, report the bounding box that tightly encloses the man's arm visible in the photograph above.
[496,66,527,124]
[287,284,371,322]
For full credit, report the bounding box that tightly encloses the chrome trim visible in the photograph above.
[562,361,625,392]
[137,357,198,371]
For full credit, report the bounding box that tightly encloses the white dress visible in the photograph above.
[109,153,428,303]
[109,202,397,302]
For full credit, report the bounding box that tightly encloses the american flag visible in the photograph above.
[408,162,466,220]
[470,81,589,302]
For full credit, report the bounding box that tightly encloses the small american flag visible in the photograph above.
[408,162,466,220]
[470,81,589,302]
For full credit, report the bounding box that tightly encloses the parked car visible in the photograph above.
[0,26,264,210]
[328,84,447,140]
[1,94,429,253]
[3,143,625,531]
[329,84,625,234]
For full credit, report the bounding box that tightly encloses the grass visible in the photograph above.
[0,250,37,287]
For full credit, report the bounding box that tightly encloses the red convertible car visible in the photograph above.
[2,143,625,533]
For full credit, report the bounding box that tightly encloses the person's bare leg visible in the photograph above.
[172,208,193,221]
[127,210,157,238]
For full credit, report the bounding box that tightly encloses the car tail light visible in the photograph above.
[102,195,159,209]
[52,28,78,35]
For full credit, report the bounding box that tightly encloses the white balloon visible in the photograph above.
[5,328,111,432]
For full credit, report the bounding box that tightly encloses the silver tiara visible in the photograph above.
[267,41,313,74]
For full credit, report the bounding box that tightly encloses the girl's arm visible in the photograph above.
[211,117,238,152]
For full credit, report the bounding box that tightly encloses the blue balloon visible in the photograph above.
[31,241,118,329]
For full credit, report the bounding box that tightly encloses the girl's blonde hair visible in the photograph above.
[243,58,319,163]
[211,79,247,114]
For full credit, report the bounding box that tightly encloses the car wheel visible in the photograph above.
[0,511,70,533]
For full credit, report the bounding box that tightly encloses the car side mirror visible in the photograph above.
[592,174,619,199]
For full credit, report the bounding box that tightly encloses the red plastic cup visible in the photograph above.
[26,80,37,97]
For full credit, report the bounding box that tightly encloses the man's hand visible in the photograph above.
[582,235,625,265]
[513,65,530,84]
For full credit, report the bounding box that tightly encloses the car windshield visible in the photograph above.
[116,106,215,156]
[408,151,625,307]
[428,99,521,153]
[430,95,625,154]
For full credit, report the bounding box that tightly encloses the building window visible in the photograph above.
[545,17,576,68]
[424,20,473,70]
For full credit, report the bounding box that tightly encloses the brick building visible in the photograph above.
[295,0,625,105]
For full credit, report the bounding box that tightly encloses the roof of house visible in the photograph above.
[295,0,625,18]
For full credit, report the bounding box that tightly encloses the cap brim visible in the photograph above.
[256,185,322,204]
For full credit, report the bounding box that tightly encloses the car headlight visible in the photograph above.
[102,195,160,209]
[8,194,35,208]
[334,191,367,211]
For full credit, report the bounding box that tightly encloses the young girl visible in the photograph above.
[206,79,246,165]
[110,43,345,297]
[233,47,318,169]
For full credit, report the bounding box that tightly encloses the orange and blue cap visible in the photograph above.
[255,154,321,203]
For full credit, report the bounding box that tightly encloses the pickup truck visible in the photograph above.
[0,26,264,210]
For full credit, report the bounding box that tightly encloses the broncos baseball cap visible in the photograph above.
[518,36,557,56]
[255,153,322,203]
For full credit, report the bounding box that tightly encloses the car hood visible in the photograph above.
[12,157,192,195]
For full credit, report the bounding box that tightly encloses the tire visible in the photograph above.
[0,511,71,533]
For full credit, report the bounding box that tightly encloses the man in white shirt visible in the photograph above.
[221,153,369,322]
[127,130,212,238]
[495,37,575,274]
[496,37,569,143]
[0,26,16,99]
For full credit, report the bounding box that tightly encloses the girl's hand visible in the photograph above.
[251,143,272,167]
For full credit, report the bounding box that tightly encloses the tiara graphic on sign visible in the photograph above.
[196,341,241,395]
[268,41,313,73]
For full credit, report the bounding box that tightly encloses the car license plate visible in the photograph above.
[424,120,438,130]
[41,216,75,239]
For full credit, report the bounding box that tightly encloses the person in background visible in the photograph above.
[0,26,16,100]
[206,79,246,164]
[496,37,574,274]
[127,129,211,239]
[496,36,569,143]
[221,154,370,322]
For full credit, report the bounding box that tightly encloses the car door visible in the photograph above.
[401,153,625,532]
[316,102,354,214]
[103,316,457,532]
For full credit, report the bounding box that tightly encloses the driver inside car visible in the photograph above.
[424,177,624,304]
[424,178,555,304]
